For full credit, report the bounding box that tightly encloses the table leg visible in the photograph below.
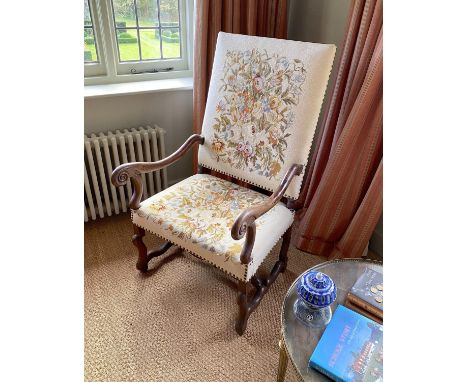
[277,339,288,382]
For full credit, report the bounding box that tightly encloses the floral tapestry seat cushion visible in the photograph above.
[132,174,294,281]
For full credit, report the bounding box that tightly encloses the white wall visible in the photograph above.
[288,0,352,52]
[288,0,352,154]
[84,89,193,184]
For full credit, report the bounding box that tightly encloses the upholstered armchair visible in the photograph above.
[112,33,335,335]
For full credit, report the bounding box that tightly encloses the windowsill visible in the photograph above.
[84,77,193,99]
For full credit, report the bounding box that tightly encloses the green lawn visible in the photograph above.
[84,28,181,63]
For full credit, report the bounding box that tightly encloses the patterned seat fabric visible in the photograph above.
[132,174,294,281]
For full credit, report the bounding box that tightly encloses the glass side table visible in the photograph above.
[277,258,383,381]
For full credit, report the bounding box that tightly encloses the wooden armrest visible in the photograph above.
[231,164,303,264]
[111,134,204,209]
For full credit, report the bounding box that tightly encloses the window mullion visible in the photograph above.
[133,0,143,61]
[156,0,163,59]
[85,0,107,77]
[97,0,119,78]
[84,0,98,64]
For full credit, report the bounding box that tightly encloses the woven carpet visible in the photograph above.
[85,213,357,381]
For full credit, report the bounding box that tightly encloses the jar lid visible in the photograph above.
[297,271,336,309]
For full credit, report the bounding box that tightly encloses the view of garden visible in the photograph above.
[84,0,181,63]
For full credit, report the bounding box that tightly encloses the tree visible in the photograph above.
[113,0,136,19]
[159,0,179,24]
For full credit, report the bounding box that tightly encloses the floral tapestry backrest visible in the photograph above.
[198,33,336,199]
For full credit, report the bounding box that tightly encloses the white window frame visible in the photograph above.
[84,0,108,77]
[85,0,193,85]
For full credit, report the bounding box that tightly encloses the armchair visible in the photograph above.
[112,33,336,335]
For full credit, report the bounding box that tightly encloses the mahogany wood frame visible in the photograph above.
[111,134,205,210]
[111,134,304,335]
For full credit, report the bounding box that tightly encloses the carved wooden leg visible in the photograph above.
[132,225,149,272]
[132,224,174,272]
[234,228,292,335]
[279,227,292,273]
[236,281,249,335]
[276,339,288,382]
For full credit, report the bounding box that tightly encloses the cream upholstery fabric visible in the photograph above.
[132,174,294,281]
[198,32,336,199]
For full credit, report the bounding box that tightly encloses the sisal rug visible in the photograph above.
[85,213,336,381]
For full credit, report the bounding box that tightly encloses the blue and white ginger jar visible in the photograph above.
[297,271,337,309]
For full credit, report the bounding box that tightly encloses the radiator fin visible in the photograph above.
[84,125,167,221]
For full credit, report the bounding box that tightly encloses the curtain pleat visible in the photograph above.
[294,0,383,259]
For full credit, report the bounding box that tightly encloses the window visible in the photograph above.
[84,0,192,85]
[84,0,99,63]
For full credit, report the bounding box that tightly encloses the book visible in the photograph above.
[309,305,383,382]
[347,268,383,320]
[344,300,382,325]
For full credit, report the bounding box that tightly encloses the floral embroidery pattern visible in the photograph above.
[210,49,306,179]
[136,175,275,261]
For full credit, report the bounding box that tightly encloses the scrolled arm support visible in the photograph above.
[231,163,303,264]
[111,134,204,210]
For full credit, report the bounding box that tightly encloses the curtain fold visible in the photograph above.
[192,0,288,172]
[294,0,383,259]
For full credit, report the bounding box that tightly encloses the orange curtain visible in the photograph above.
[294,0,383,259]
[192,0,289,172]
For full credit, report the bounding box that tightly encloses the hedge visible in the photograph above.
[118,37,138,44]
[116,21,127,32]
[118,32,133,39]
[84,37,95,45]
[161,34,179,43]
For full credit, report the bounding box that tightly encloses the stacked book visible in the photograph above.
[345,268,383,324]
